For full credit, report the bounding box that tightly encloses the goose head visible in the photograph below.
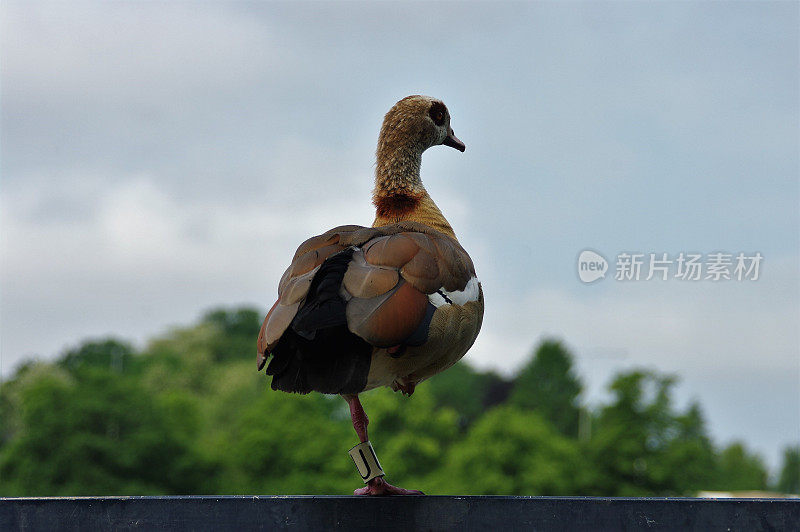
[377,95,465,156]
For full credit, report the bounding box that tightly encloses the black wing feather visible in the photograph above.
[266,248,372,394]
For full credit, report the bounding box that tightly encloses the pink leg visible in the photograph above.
[342,394,424,496]
[344,393,369,443]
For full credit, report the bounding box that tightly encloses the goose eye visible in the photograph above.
[429,102,447,126]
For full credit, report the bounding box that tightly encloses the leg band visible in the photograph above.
[348,441,385,483]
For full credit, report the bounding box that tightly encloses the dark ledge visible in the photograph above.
[1,495,798,531]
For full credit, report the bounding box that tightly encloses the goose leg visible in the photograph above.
[344,393,370,442]
[343,394,424,496]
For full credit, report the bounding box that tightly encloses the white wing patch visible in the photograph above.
[428,276,481,308]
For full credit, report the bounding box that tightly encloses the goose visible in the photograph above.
[257,95,484,495]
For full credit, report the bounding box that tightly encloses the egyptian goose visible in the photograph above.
[257,95,484,495]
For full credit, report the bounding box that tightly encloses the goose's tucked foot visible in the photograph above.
[397,381,416,396]
[354,476,424,496]
[391,378,416,396]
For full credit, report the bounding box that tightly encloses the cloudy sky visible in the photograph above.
[2,2,798,470]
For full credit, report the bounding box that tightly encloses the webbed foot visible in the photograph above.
[354,477,424,496]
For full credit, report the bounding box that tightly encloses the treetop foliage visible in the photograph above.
[0,306,792,496]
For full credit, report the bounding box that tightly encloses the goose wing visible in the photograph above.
[257,222,475,394]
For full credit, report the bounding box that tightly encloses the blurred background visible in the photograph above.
[1,1,797,496]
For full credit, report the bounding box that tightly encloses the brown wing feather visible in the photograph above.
[257,299,279,369]
[342,250,400,299]
[345,280,428,347]
[257,297,301,370]
[364,234,419,268]
[399,248,440,293]
[257,222,475,367]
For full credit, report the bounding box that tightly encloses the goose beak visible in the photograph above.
[443,129,466,152]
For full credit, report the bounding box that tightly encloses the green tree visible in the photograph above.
[708,442,768,492]
[201,307,263,363]
[437,406,593,495]
[58,338,136,375]
[0,306,785,498]
[588,370,717,495]
[0,367,214,495]
[776,445,800,494]
[508,340,582,437]
[225,390,354,494]
[660,402,717,493]
[424,362,510,426]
